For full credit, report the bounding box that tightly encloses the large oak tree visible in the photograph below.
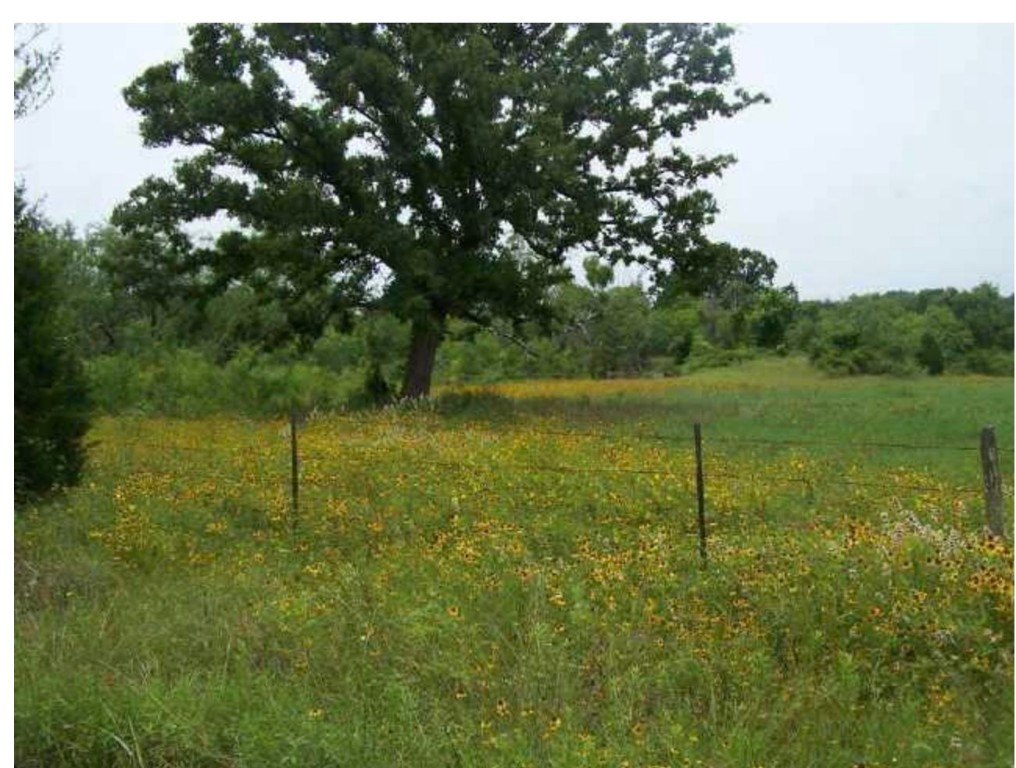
[113,23,766,397]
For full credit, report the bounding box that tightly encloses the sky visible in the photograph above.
[10,22,1015,300]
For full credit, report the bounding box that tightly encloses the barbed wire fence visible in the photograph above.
[103,410,1012,563]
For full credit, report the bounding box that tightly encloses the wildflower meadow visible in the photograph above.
[14,359,1014,767]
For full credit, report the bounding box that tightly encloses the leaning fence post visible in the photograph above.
[290,406,300,534]
[980,425,1005,538]
[693,423,708,566]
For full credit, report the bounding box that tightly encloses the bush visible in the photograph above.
[14,187,92,504]
[310,325,366,373]
[682,337,756,373]
[791,289,1012,378]
[147,348,225,415]
[960,349,1014,376]
[87,346,364,417]
[85,354,147,413]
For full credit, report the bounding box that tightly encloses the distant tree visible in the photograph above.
[919,304,972,373]
[748,284,798,349]
[656,241,779,348]
[655,241,777,307]
[548,282,600,374]
[916,331,945,375]
[582,256,614,293]
[112,23,767,398]
[49,225,152,357]
[549,281,651,377]
[647,299,698,367]
[784,299,823,353]
[794,288,1012,377]
[593,286,652,375]
[944,283,1012,351]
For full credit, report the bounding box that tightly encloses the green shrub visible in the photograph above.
[219,348,361,415]
[310,325,366,373]
[682,337,756,373]
[14,187,92,503]
[86,346,363,417]
[961,349,1014,376]
[146,348,225,415]
[85,354,147,413]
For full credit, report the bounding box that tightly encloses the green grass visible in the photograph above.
[15,359,1015,766]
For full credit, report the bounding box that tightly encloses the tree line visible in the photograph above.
[795,285,1013,377]
[27,217,1016,415]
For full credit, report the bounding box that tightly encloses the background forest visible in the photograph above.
[30,215,1016,418]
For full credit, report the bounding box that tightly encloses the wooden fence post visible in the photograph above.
[694,423,708,566]
[290,407,300,534]
[980,425,1005,538]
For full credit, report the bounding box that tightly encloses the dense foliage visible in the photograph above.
[14,187,92,503]
[795,285,1014,377]
[64,226,1013,415]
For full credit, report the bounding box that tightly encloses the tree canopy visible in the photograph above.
[112,23,767,397]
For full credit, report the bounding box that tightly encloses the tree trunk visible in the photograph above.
[401,314,445,399]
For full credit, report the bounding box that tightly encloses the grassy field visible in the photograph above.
[14,358,1015,766]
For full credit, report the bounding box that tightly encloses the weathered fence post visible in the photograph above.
[290,406,300,534]
[693,423,708,566]
[980,425,1005,538]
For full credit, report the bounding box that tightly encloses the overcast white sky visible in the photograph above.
[10,22,1015,299]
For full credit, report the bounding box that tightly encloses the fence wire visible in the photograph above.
[297,416,1014,453]
[107,426,1015,459]
[105,435,992,501]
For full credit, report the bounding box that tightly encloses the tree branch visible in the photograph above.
[460,310,539,358]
